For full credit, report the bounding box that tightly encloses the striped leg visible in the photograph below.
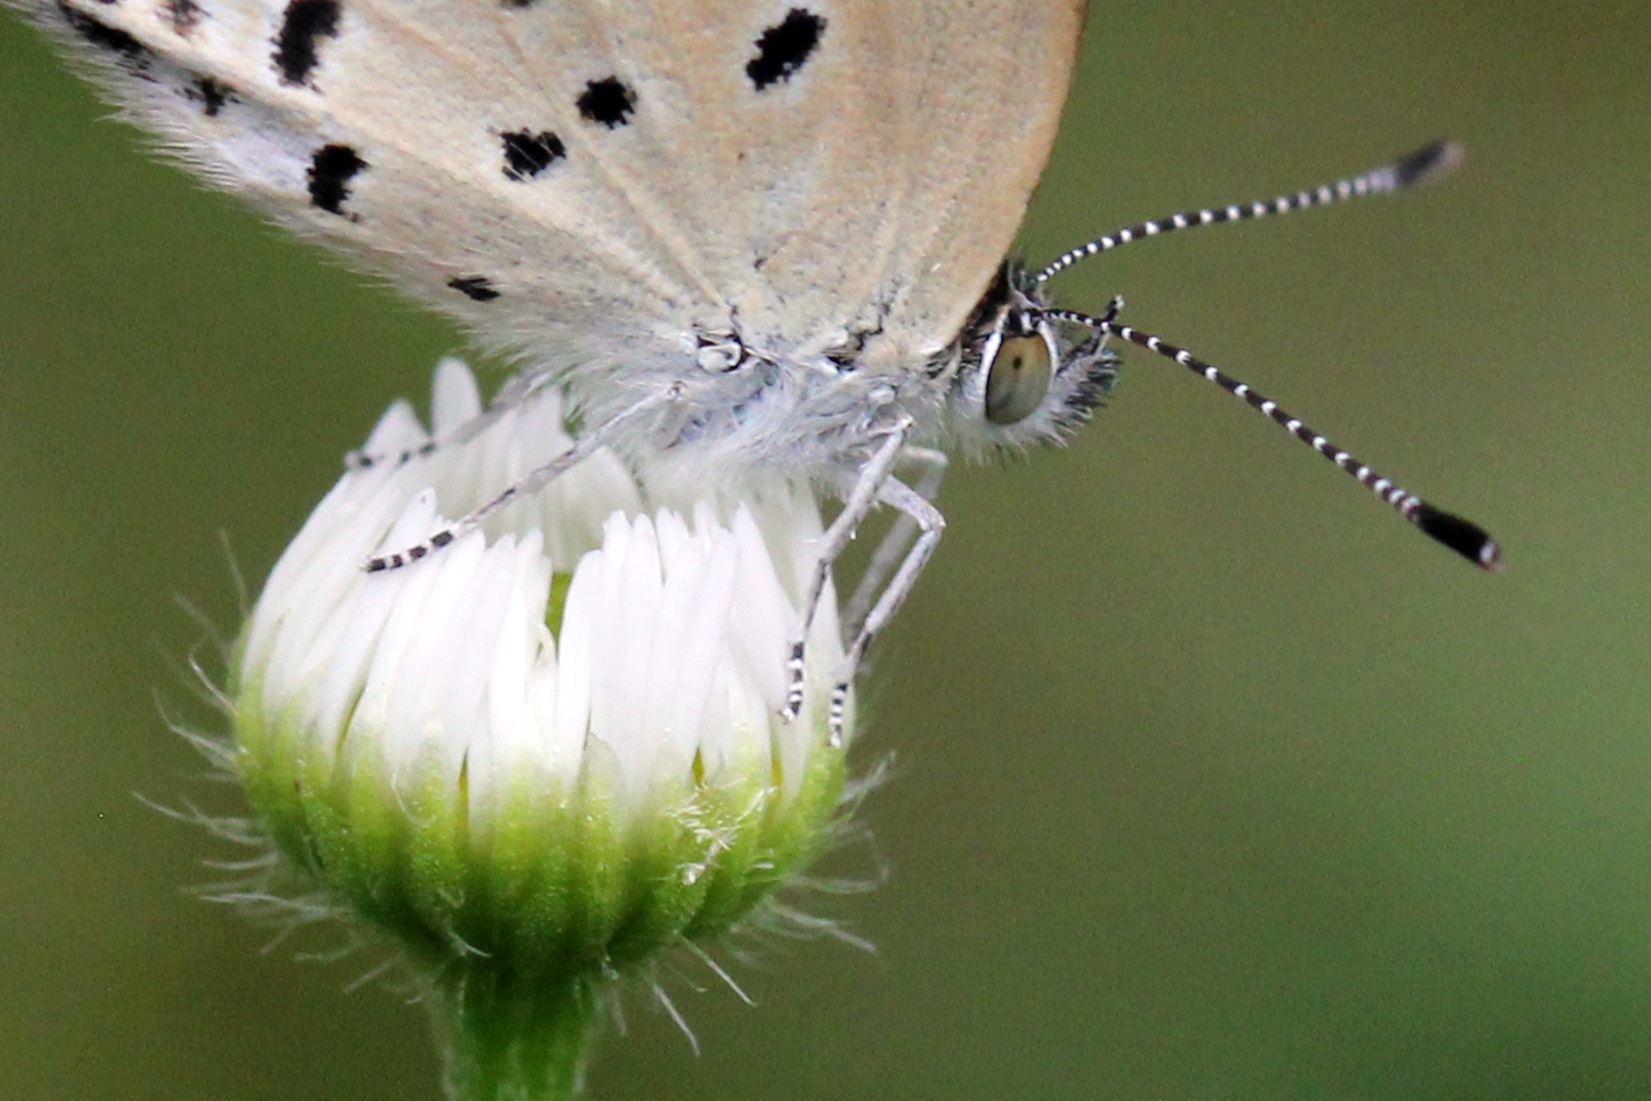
[346,368,552,472]
[781,417,913,725]
[826,476,946,747]
[363,381,684,573]
[840,446,948,642]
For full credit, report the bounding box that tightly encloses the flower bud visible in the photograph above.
[230,359,853,1098]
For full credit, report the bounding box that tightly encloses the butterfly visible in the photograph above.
[10,0,1499,738]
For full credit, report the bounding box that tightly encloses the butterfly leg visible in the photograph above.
[826,477,947,747]
[781,417,913,727]
[345,369,556,471]
[841,447,948,641]
[363,382,684,572]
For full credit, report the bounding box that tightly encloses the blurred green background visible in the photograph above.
[3,2,1648,1098]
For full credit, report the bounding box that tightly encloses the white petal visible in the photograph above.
[241,360,848,832]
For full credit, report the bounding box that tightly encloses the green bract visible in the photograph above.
[229,360,854,1100]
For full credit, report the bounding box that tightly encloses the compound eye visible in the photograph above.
[984,333,1054,425]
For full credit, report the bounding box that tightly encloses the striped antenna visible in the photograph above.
[1045,302,1502,570]
[1036,140,1463,284]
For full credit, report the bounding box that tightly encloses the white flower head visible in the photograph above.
[232,359,852,981]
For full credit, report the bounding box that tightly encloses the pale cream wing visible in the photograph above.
[701,0,1085,367]
[16,0,740,377]
[17,0,1082,378]
[875,0,1085,362]
[523,0,1085,363]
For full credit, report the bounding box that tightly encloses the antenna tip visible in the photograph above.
[1414,503,1502,572]
[1394,140,1466,188]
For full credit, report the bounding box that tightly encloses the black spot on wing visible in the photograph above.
[185,77,233,116]
[577,77,635,128]
[746,8,825,90]
[307,143,365,217]
[162,0,202,35]
[500,130,565,181]
[448,276,500,302]
[57,2,152,67]
[273,0,340,87]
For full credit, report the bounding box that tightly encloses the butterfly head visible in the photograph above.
[946,265,1118,459]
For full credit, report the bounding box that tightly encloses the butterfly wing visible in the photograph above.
[18,0,1082,380]
[817,1,1086,369]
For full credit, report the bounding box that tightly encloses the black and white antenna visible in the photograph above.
[1037,140,1464,282]
[1037,141,1501,570]
[1048,301,1500,569]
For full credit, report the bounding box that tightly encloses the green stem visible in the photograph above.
[438,965,607,1101]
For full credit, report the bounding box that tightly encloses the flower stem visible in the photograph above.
[439,965,607,1101]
